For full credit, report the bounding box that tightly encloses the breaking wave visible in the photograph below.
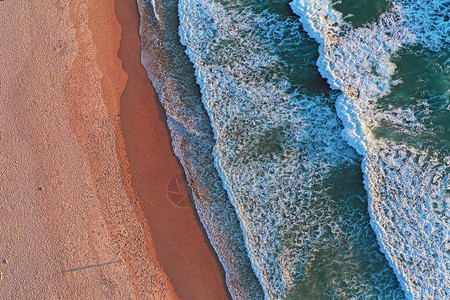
[290,0,450,298]
[179,0,403,298]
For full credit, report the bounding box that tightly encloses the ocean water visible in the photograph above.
[290,0,449,298]
[136,0,264,298]
[178,0,403,298]
[137,0,449,298]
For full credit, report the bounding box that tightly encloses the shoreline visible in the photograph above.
[111,0,231,298]
[0,0,229,298]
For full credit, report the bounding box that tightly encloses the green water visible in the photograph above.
[212,0,331,96]
[143,0,449,297]
[332,0,391,27]
[374,47,450,150]
[186,0,404,298]
[288,164,403,299]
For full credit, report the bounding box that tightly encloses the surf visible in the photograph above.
[290,0,449,298]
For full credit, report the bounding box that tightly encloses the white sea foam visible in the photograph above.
[375,107,426,136]
[366,142,450,299]
[136,0,265,298]
[398,0,450,51]
[179,0,402,298]
[290,0,450,298]
[291,0,415,154]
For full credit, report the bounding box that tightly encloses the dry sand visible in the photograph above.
[0,0,229,299]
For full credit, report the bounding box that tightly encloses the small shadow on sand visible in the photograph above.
[64,259,124,273]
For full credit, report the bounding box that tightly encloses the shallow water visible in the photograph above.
[333,0,391,28]
[179,0,403,298]
[374,47,450,149]
[136,0,264,298]
[137,0,449,298]
[369,45,449,299]
[290,0,449,298]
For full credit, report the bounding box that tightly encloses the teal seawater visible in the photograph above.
[375,47,449,149]
[333,0,391,28]
[138,0,448,298]
[179,0,403,298]
[368,44,449,299]
[293,0,449,298]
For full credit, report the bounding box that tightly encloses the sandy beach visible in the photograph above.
[0,0,229,298]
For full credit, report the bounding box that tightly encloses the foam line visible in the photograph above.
[290,0,450,298]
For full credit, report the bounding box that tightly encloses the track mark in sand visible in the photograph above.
[167,173,190,208]
[63,259,124,273]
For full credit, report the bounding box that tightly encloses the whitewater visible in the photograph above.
[178,0,404,298]
[290,0,449,298]
[136,0,449,298]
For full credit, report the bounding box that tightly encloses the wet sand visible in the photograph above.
[0,0,229,298]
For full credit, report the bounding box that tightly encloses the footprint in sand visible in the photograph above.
[167,173,190,208]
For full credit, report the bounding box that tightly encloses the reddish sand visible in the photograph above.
[108,0,231,298]
[0,0,230,298]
